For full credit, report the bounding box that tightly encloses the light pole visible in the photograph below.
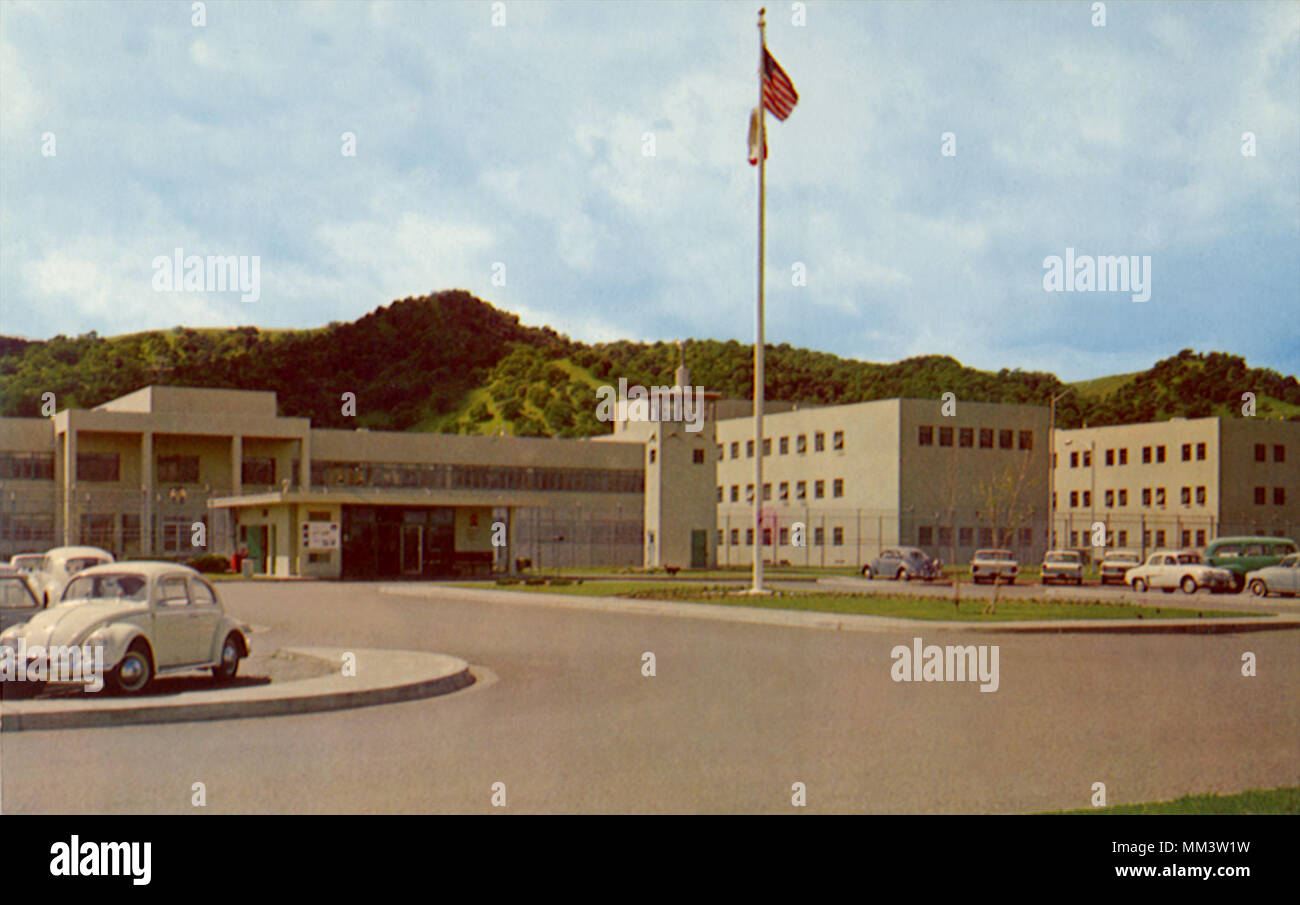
[1048,387,1075,550]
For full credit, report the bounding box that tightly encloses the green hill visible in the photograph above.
[1,292,1296,435]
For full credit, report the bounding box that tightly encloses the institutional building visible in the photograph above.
[714,399,1051,567]
[1053,416,1299,554]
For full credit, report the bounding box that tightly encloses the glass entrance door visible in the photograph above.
[401,524,423,575]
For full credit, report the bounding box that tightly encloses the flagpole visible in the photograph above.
[752,7,767,595]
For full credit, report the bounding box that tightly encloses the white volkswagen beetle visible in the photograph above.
[32,546,115,606]
[0,562,250,695]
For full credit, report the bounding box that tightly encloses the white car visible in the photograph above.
[1245,553,1300,598]
[1099,550,1142,585]
[971,549,1018,584]
[1041,550,1083,585]
[1125,550,1235,595]
[32,546,115,606]
[0,562,250,695]
[8,553,44,576]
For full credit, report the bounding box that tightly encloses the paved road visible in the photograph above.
[3,581,1297,813]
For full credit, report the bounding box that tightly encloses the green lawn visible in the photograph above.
[1051,786,1300,815]
[451,580,1261,621]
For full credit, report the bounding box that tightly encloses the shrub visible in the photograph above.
[187,553,231,573]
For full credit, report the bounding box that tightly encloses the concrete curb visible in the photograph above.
[382,583,1300,636]
[0,647,473,732]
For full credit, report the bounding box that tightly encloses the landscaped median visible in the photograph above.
[452,579,1262,622]
[1049,785,1300,815]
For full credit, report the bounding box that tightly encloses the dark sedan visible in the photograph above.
[861,547,942,581]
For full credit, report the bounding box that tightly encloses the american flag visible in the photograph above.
[761,47,798,120]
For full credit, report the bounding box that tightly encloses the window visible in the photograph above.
[746,440,754,458]
[1276,445,1286,463]
[833,478,844,498]
[1196,442,1206,461]
[158,576,191,607]
[1155,530,1166,547]
[833,527,844,546]
[1195,530,1205,547]
[717,444,724,461]
[797,434,807,454]
[730,485,739,502]
[796,481,806,500]
[1181,444,1191,462]
[1143,530,1152,547]
[1070,452,1079,468]
[1053,454,1057,469]
[1180,486,1190,505]
[1069,531,1079,547]
[1118,530,1128,547]
[242,457,276,485]
[958,526,973,546]
[762,438,771,456]
[1019,430,1033,450]
[814,480,825,499]
[1082,490,1091,507]
[0,452,55,480]
[1052,492,1057,509]
[730,529,740,545]
[1118,448,1128,465]
[1105,449,1114,466]
[77,452,120,483]
[779,436,789,454]
[1255,444,1267,462]
[1196,486,1206,505]
[1275,487,1287,506]
[833,431,844,451]
[762,528,772,546]
[979,429,993,449]
[1155,487,1166,506]
[918,426,934,446]
[158,454,201,484]
[1142,488,1151,506]
[1142,446,1152,464]
[692,448,705,464]
[745,528,754,546]
[939,427,953,447]
[959,428,974,448]
[779,482,789,501]
[1255,487,1266,505]
[999,430,1013,450]
[730,442,739,459]
[813,526,824,546]
[938,526,952,545]
[1105,489,1114,508]
[762,483,771,501]
[779,527,789,546]
[1069,491,1079,508]
[1119,489,1128,506]
[979,527,993,546]
[918,526,933,546]
[1019,527,1033,547]
[814,432,825,452]
[648,449,656,464]
[1156,446,1166,463]
[190,580,216,607]
[746,484,755,502]
[1082,450,1092,467]
[1181,530,1192,547]
[716,486,724,502]
[717,529,724,545]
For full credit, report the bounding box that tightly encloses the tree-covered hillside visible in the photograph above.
[2,291,1296,434]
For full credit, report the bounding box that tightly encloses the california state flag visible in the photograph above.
[747,105,766,165]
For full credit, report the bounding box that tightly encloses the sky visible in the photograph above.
[1,0,1297,382]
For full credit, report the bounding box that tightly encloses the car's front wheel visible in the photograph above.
[1229,573,1246,594]
[1249,579,1269,598]
[897,568,909,582]
[861,565,873,580]
[212,634,242,682]
[1132,578,1148,593]
[1180,576,1199,595]
[108,643,153,695]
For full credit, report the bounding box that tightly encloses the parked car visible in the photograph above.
[0,562,250,695]
[8,553,44,576]
[1099,549,1142,585]
[861,547,941,581]
[970,549,1018,584]
[1245,553,1300,598]
[31,546,115,606]
[0,566,44,632]
[1205,536,1299,593]
[1041,550,1083,585]
[1125,550,1235,595]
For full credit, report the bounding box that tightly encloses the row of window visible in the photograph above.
[1062,443,1287,469]
[310,461,644,494]
[1056,528,1206,549]
[0,452,56,480]
[1062,486,1287,508]
[720,430,846,460]
[721,526,846,547]
[718,525,1039,548]
[918,426,1034,450]
[718,478,845,503]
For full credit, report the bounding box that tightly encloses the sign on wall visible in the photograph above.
[301,521,340,550]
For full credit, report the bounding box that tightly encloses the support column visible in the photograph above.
[140,431,153,555]
[62,426,77,545]
[299,432,311,491]
[231,434,243,497]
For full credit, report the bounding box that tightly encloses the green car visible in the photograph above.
[1204,536,1299,593]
